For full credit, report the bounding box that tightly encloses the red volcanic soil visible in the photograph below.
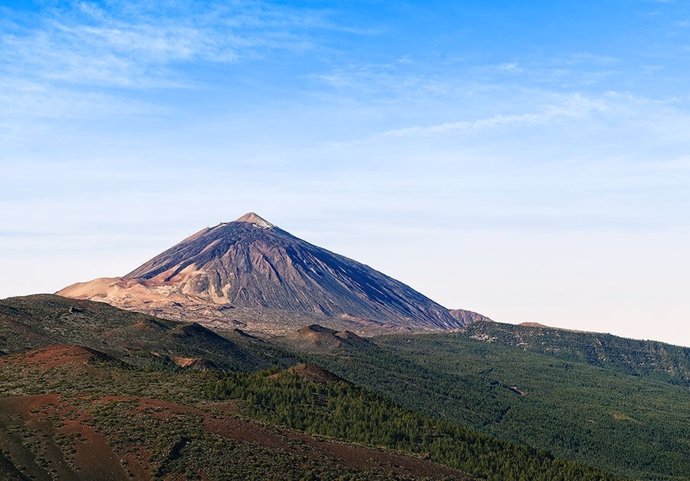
[299,434,462,479]
[0,393,468,481]
[202,404,288,450]
[0,344,108,370]
[0,345,471,480]
[199,400,469,479]
[0,394,129,481]
[62,414,131,481]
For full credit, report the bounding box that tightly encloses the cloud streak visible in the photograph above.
[0,1,333,89]
[0,0,359,135]
[377,93,608,138]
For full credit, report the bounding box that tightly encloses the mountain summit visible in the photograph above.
[234,212,275,228]
[59,213,485,334]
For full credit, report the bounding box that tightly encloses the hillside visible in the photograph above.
[2,295,687,480]
[0,345,474,481]
[465,321,690,387]
[0,343,623,481]
[281,324,378,353]
[0,294,294,371]
[294,331,690,481]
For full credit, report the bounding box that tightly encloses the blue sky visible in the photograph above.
[1,0,690,346]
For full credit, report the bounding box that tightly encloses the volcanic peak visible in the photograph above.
[234,212,275,229]
[58,212,482,334]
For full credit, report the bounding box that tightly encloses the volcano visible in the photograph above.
[59,213,487,334]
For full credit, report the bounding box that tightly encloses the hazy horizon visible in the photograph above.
[1,1,689,347]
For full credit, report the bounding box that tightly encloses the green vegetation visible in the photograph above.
[89,398,424,481]
[0,347,624,481]
[209,369,622,481]
[296,333,690,481]
[2,295,689,480]
[1,352,453,480]
[0,294,298,370]
[464,322,690,387]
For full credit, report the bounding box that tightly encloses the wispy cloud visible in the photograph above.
[313,60,449,99]
[311,50,630,107]
[0,0,359,135]
[353,92,609,140]
[0,1,333,89]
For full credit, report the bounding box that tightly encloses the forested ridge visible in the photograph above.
[206,368,623,481]
[292,332,690,480]
[464,321,690,387]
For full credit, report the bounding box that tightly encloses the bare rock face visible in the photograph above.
[59,213,479,334]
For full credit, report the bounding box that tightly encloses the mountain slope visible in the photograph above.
[295,331,690,481]
[0,344,623,481]
[465,321,690,387]
[0,294,294,371]
[0,345,472,481]
[59,213,470,334]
